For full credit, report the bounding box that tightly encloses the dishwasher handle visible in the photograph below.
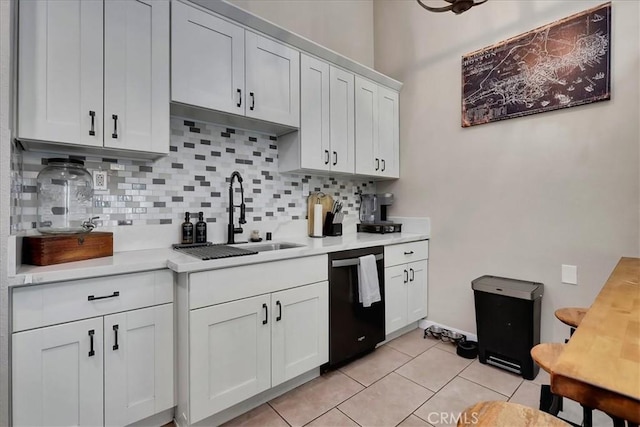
[331,253,383,268]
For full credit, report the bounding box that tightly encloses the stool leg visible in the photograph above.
[539,385,562,416]
[582,405,592,427]
[609,416,624,427]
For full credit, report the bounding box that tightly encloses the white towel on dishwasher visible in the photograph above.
[358,254,381,307]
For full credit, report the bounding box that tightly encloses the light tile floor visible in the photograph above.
[223,328,613,427]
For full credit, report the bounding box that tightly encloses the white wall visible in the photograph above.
[374,0,640,343]
[228,0,374,68]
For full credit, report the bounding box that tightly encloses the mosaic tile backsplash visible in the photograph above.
[11,117,375,233]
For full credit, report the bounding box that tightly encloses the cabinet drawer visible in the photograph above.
[12,270,174,332]
[384,241,429,267]
[189,255,327,310]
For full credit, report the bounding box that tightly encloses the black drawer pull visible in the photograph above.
[404,251,414,255]
[262,303,268,325]
[111,114,118,139]
[112,325,119,350]
[324,150,330,165]
[375,158,379,171]
[237,88,242,107]
[88,291,120,301]
[89,110,96,136]
[410,268,415,282]
[333,151,337,166]
[276,301,282,321]
[88,329,95,357]
[404,269,408,284]
[381,159,386,172]
[250,92,255,111]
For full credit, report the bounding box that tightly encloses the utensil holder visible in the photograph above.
[323,213,342,236]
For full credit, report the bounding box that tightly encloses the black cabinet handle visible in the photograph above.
[112,325,119,350]
[262,303,268,325]
[381,159,386,172]
[410,268,415,282]
[276,301,282,321]
[237,88,242,107]
[324,150,330,165]
[88,291,119,301]
[404,251,414,255]
[375,158,379,171]
[111,114,118,139]
[404,269,408,284]
[88,329,95,357]
[333,151,337,166]
[89,110,95,136]
[250,92,255,110]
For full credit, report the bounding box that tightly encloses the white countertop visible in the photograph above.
[13,231,429,286]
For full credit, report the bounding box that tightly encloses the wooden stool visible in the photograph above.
[531,343,565,416]
[555,307,587,338]
[457,401,570,426]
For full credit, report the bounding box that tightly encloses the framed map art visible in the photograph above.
[461,3,611,127]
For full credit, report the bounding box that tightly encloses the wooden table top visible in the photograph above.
[551,257,640,424]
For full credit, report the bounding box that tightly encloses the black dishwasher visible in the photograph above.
[322,246,385,372]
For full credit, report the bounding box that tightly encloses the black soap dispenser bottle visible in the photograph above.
[195,211,207,243]
[182,212,194,244]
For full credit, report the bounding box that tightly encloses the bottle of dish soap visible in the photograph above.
[195,211,207,243]
[182,212,194,244]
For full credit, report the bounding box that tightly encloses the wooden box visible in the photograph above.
[23,232,113,266]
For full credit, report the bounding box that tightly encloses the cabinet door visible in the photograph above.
[18,0,103,147]
[104,304,174,426]
[300,54,330,171]
[330,67,355,174]
[378,86,400,178]
[407,259,428,323]
[272,281,329,387]
[245,31,300,127]
[190,295,271,423]
[104,0,169,154]
[12,318,103,427]
[171,1,244,115]
[384,265,408,335]
[355,76,379,176]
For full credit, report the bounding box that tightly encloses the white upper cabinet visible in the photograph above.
[171,1,245,115]
[355,76,399,179]
[172,2,300,128]
[18,0,104,148]
[298,54,331,171]
[279,54,354,174]
[329,66,356,174]
[104,0,170,153]
[245,31,300,127]
[18,0,170,156]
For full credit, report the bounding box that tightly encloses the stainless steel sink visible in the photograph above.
[244,242,305,252]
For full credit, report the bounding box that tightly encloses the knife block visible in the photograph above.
[23,232,113,266]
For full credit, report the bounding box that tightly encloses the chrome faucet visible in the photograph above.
[227,171,246,244]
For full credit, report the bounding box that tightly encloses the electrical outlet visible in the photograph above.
[93,170,108,190]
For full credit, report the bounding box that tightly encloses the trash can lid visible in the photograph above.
[472,275,543,300]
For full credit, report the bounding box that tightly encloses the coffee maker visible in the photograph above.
[357,193,402,234]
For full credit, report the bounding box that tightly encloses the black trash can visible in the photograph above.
[472,275,543,380]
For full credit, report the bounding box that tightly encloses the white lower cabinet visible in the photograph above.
[384,241,429,335]
[180,255,329,425]
[12,317,104,427]
[188,281,328,423]
[11,270,174,427]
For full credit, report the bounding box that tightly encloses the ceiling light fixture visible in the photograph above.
[416,0,488,15]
